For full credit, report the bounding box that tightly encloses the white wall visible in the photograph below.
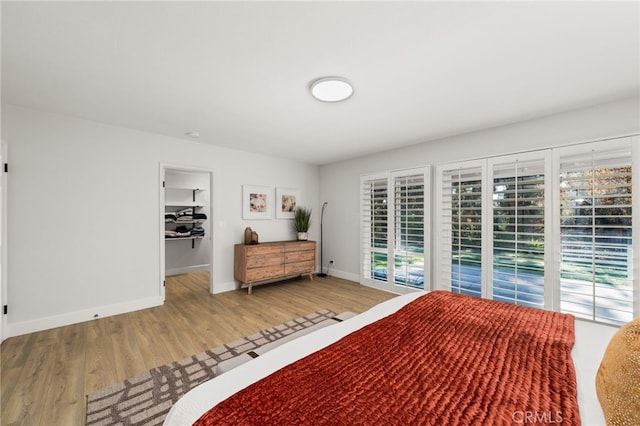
[5,105,320,336]
[319,96,640,284]
[5,97,639,336]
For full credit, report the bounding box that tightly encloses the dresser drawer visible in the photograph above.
[246,252,283,268]
[284,250,315,263]
[245,245,283,256]
[285,260,314,275]
[284,241,316,252]
[246,265,285,282]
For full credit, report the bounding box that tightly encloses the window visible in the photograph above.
[489,153,550,309]
[436,136,638,325]
[557,141,635,324]
[361,167,429,292]
[438,161,483,298]
[361,174,388,286]
[392,171,426,288]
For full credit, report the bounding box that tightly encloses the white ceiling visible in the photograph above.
[2,1,639,165]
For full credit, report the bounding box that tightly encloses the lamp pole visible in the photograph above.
[317,202,328,277]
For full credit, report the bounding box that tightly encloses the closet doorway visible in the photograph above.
[159,164,214,301]
[0,144,5,342]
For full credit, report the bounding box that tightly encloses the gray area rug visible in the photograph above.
[85,309,337,426]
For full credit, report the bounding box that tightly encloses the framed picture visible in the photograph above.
[276,187,301,219]
[242,185,273,219]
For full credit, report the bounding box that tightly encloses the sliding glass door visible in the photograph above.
[436,137,638,325]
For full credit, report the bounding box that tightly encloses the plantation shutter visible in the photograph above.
[392,170,426,289]
[361,174,389,282]
[436,136,637,325]
[490,154,549,309]
[558,140,634,325]
[438,162,483,297]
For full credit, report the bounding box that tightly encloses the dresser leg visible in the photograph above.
[248,282,253,295]
[308,272,314,281]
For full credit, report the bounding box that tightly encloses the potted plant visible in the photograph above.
[293,207,312,240]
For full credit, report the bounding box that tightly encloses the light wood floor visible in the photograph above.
[0,273,396,425]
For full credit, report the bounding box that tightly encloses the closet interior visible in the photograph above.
[164,169,212,292]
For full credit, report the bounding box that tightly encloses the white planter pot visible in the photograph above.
[297,232,308,241]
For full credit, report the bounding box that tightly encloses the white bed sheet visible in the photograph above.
[163,292,618,426]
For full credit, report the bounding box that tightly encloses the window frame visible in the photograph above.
[487,150,553,310]
[360,166,430,294]
[435,159,486,297]
[360,171,389,290]
[553,138,639,323]
[435,135,639,325]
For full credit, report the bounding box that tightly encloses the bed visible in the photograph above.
[164,291,618,425]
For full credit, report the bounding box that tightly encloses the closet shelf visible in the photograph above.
[165,236,205,241]
[165,220,205,224]
[165,187,207,192]
[165,184,207,250]
[165,202,204,207]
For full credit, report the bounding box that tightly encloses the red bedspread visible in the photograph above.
[194,291,579,425]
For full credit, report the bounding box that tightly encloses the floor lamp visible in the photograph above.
[317,202,328,277]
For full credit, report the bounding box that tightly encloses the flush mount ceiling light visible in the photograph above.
[185,131,200,138]
[310,77,354,102]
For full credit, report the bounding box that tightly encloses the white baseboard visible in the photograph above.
[212,271,331,295]
[213,270,362,293]
[326,268,359,283]
[212,280,239,294]
[359,279,402,294]
[6,296,164,338]
[166,264,210,277]
[211,278,299,294]
[202,270,365,295]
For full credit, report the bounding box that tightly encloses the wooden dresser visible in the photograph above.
[234,240,316,294]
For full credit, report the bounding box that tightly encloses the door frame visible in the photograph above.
[0,143,6,342]
[159,163,215,300]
